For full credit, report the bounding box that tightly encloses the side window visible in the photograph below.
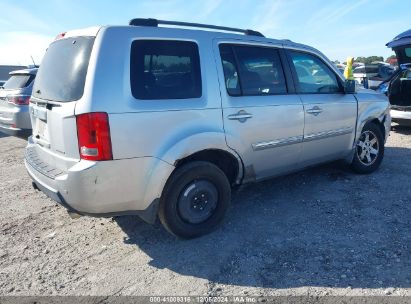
[219,45,241,96]
[130,40,202,100]
[289,51,341,94]
[219,44,287,96]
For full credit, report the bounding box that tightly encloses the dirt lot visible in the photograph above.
[0,126,410,297]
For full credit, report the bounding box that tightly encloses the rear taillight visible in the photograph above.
[76,112,113,161]
[7,95,30,105]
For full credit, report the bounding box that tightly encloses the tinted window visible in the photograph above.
[289,51,341,93]
[379,66,395,79]
[3,74,34,90]
[219,45,241,96]
[223,45,287,96]
[130,40,201,100]
[354,66,365,74]
[33,37,94,102]
[365,65,379,74]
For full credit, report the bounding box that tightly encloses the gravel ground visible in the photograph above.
[0,126,410,297]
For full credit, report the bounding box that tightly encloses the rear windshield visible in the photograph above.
[33,36,94,102]
[3,74,34,90]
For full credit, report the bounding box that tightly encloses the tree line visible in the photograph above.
[335,55,396,65]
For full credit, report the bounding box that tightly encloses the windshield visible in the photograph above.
[33,36,94,102]
[3,74,34,90]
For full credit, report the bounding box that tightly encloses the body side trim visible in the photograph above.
[252,135,303,151]
[252,127,353,151]
[304,127,354,142]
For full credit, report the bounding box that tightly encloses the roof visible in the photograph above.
[63,22,320,56]
[0,65,27,81]
[9,67,38,75]
[386,29,411,49]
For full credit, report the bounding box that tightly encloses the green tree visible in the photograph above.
[355,56,384,64]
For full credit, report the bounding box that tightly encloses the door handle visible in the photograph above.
[306,106,323,116]
[227,110,253,123]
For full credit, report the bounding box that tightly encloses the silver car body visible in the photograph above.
[0,68,37,137]
[25,25,391,222]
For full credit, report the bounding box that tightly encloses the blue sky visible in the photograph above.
[0,0,409,65]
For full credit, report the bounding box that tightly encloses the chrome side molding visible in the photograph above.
[252,127,353,151]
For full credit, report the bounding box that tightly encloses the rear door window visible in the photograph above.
[130,40,202,100]
[3,74,34,90]
[219,45,241,96]
[219,44,287,96]
[33,36,95,102]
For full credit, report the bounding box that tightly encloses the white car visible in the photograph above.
[353,64,395,89]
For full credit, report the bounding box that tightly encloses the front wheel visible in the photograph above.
[159,161,231,239]
[351,123,385,174]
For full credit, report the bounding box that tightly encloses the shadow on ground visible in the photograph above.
[391,124,411,135]
[115,146,411,289]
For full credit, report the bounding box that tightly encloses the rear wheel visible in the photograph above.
[351,123,384,174]
[159,161,231,239]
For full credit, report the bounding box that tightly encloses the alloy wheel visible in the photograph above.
[356,130,380,166]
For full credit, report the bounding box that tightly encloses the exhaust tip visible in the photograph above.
[68,212,83,219]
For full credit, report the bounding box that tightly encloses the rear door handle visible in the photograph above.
[306,106,323,116]
[227,110,253,123]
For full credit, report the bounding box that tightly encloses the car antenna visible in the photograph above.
[30,55,37,68]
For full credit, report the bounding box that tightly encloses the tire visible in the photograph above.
[351,122,385,174]
[159,161,231,239]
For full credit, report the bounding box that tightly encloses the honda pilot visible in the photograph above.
[26,19,391,238]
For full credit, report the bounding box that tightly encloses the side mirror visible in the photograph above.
[344,79,356,94]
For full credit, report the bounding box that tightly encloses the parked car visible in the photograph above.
[25,19,391,238]
[377,63,411,95]
[386,29,411,126]
[0,65,27,87]
[353,64,395,89]
[0,68,37,138]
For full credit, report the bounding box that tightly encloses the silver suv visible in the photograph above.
[26,19,391,238]
[0,68,37,138]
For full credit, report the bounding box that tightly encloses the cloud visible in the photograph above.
[0,32,53,65]
[0,2,52,32]
[198,0,224,20]
[323,0,370,24]
[249,0,302,38]
[251,0,285,34]
[307,0,370,29]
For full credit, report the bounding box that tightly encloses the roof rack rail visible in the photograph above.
[129,18,265,37]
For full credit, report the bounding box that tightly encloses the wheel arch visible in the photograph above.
[174,148,243,186]
[157,131,244,185]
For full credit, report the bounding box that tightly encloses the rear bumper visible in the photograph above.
[391,109,411,121]
[0,105,31,138]
[25,139,174,222]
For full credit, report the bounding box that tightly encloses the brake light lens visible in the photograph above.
[54,32,66,40]
[7,95,30,105]
[76,112,113,161]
